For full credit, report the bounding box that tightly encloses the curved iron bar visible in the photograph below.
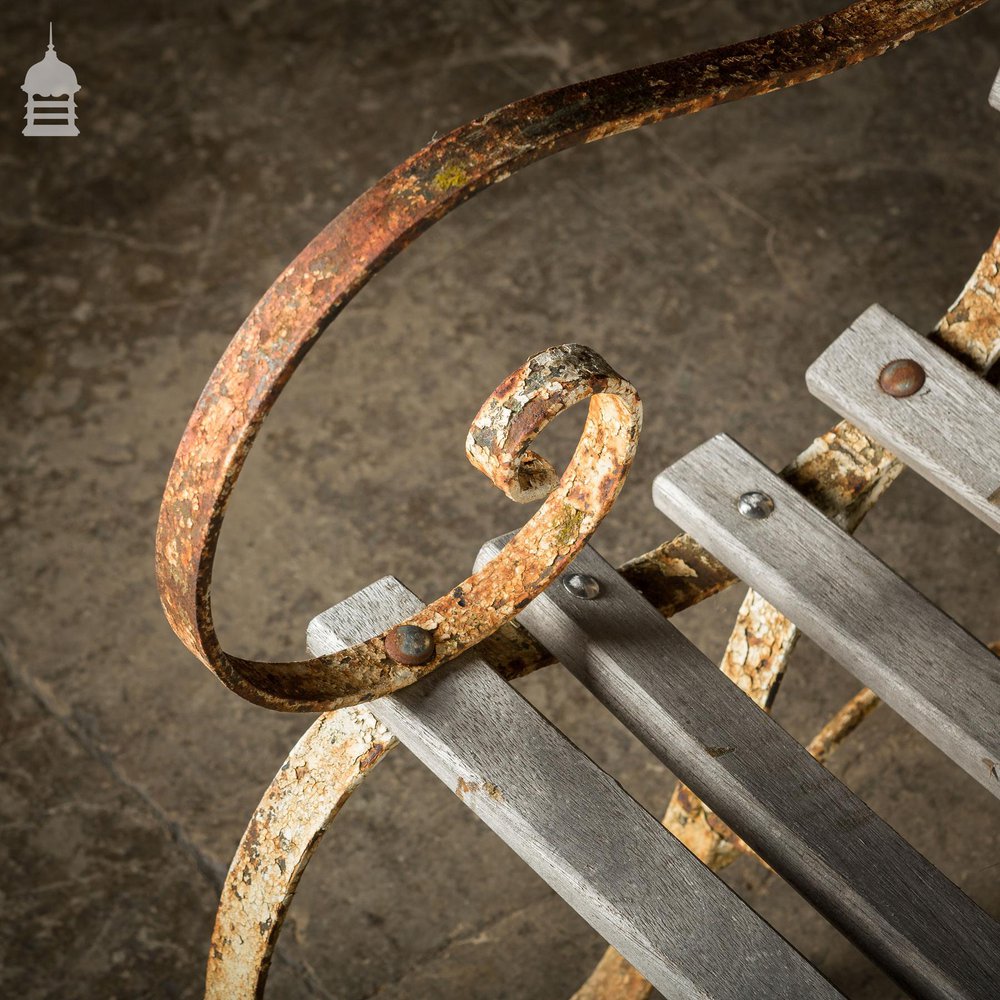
[156,0,983,714]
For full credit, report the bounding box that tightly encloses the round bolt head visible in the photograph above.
[384,624,436,666]
[878,358,925,398]
[562,572,601,600]
[737,491,774,520]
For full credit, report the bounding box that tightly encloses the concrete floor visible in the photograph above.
[2,2,999,997]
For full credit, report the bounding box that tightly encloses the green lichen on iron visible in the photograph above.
[552,503,585,547]
[432,162,470,192]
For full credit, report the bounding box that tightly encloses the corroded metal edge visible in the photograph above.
[156,0,983,713]
[935,229,1000,371]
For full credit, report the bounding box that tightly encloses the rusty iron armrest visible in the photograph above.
[151,0,995,994]
[155,0,983,710]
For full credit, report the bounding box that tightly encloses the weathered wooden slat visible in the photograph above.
[480,538,1000,1000]
[307,578,835,1000]
[806,305,1000,533]
[653,434,1000,800]
[990,68,1000,110]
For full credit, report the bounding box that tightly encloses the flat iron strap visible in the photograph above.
[155,0,981,712]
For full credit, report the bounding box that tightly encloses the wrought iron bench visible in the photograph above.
[156,3,999,996]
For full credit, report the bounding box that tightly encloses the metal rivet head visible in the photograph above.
[878,358,925,398]
[562,572,601,600]
[384,624,436,666]
[737,491,774,520]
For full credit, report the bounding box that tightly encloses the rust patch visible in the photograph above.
[206,708,396,999]
[620,534,735,617]
[806,688,881,765]
[455,776,503,801]
[932,229,1000,371]
[357,742,385,771]
[454,776,478,800]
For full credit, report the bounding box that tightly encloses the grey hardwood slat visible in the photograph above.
[653,434,1000,801]
[806,305,1000,533]
[307,578,836,1000]
[478,537,1000,1000]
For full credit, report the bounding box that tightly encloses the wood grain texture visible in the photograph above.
[807,305,1000,533]
[653,434,1000,800]
[479,539,1000,1000]
[307,579,836,1000]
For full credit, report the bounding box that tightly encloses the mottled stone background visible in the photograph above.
[1,2,998,997]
